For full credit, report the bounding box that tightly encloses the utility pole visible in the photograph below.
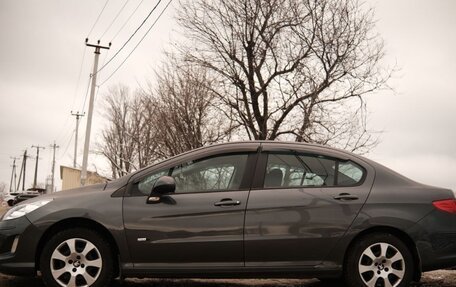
[9,157,19,194]
[81,39,110,186]
[71,111,84,168]
[49,141,60,193]
[31,145,45,189]
[16,150,29,191]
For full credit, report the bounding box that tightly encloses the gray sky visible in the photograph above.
[0,0,455,192]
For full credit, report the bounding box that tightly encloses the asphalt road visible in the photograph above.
[1,271,455,287]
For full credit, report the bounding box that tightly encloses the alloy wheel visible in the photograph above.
[50,238,102,287]
[358,242,405,287]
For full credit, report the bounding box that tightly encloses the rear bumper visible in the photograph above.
[0,216,39,276]
[409,210,456,271]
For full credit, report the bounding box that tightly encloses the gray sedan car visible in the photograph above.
[0,141,455,287]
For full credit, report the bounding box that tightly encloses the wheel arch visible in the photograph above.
[344,226,422,282]
[35,217,120,277]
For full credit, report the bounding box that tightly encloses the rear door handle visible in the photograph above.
[333,193,359,201]
[214,198,241,207]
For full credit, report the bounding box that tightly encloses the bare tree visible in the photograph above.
[100,59,231,178]
[100,85,141,178]
[100,0,389,176]
[177,0,390,152]
[147,59,234,157]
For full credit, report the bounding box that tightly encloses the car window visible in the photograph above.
[170,154,248,193]
[135,169,169,195]
[337,161,364,186]
[264,153,336,188]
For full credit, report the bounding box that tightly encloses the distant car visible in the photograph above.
[0,141,455,287]
[2,194,16,207]
[12,193,40,206]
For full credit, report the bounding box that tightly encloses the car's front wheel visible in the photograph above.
[40,228,114,287]
[345,233,414,287]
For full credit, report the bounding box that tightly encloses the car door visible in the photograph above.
[123,149,258,269]
[244,144,374,267]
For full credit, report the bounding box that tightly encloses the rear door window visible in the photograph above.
[337,161,364,186]
[263,152,364,188]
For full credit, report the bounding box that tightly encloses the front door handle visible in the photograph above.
[214,198,241,207]
[333,193,359,201]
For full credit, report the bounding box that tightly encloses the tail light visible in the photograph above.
[433,199,456,214]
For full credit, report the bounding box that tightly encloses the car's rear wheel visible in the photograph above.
[40,228,114,287]
[345,233,414,287]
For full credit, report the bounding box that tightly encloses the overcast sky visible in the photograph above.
[0,0,455,192]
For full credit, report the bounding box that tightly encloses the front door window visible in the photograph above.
[170,154,248,193]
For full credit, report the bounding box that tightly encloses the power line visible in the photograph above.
[81,73,92,113]
[56,0,104,143]
[60,0,110,149]
[100,0,131,40]
[87,0,111,38]
[57,120,76,156]
[111,0,146,42]
[55,109,77,148]
[96,0,163,75]
[99,48,111,74]
[71,46,87,110]
[55,42,87,144]
[60,130,74,160]
[99,0,173,86]
[54,114,72,144]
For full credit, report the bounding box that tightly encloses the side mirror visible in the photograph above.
[147,176,175,204]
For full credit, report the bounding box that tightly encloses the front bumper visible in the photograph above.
[0,216,40,276]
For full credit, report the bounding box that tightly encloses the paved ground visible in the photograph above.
[0,270,456,287]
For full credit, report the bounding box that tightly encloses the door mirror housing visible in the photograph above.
[147,176,176,204]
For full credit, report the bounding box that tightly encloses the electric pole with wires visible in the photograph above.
[49,141,60,193]
[71,111,84,168]
[31,145,45,189]
[9,157,19,193]
[81,39,110,186]
[16,149,30,191]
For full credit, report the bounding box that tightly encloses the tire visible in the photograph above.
[40,228,114,287]
[344,233,414,287]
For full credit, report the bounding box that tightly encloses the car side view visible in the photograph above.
[0,141,455,287]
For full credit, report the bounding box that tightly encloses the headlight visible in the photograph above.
[3,199,53,221]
